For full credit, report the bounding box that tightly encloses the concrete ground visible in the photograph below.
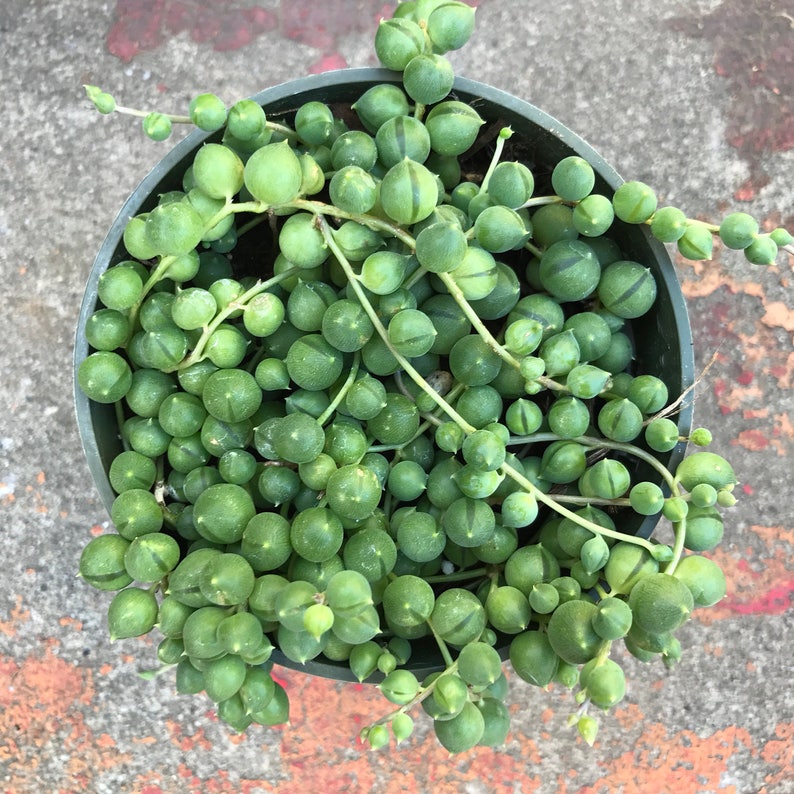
[1,0,793,791]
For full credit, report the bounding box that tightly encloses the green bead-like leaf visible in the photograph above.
[243,141,304,205]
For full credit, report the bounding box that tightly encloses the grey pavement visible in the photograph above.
[1,1,793,792]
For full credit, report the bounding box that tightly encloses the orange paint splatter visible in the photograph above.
[0,645,131,790]
[761,301,794,332]
[240,668,553,794]
[0,594,30,637]
[677,252,766,301]
[575,722,756,794]
[751,524,794,547]
[148,762,279,794]
[676,234,794,474]
[760,722,794,790]
[612,702,646,731]
[167,720,213,752]
[733,428,771,451]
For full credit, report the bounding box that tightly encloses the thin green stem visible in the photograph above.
[421,567,490,585]
[169,267,301,371]
[267,121,299,143]
[289,198,416,249]
[508,431,694,566]
[664,514,687,576]
[436,270,522,370]
[125,253,178,330]
[552,494,633,508]
[580,436,677,491]
[402,264,429,291]
[226,199,268,216]
[364,658,461,732]
[480,128,513,194]
[425,618,455,668]
[138,663,177,680]
[112,101,298,144]
[114,104,192,123]
[235,214,269,238]
[114,400,131,451]
[500,458,657,553]
[318,216,475,433]
[517,195,568,210]
[140,255,176,295]
[432,272,567,393]
[508,432,677,491]
[317,352,360,425]
[367,382,467,455]
[524,239,545,258]
[594,639,613,664]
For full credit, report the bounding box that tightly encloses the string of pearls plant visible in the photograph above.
[77,0,792,752]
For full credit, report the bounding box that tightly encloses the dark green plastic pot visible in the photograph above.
[74,68,694,682]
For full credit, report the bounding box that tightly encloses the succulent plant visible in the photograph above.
[77,0,790,753]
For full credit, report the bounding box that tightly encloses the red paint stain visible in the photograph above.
[106,0,400,62]
[669,1,794,196]
[270,667,289,689]
[737,370,754,385]
[733,177,769,202]
[107,0,278,61]
[309,52,349,74]
[697,525,794,622]
[722,581,794,615]
[107,1,484,64]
